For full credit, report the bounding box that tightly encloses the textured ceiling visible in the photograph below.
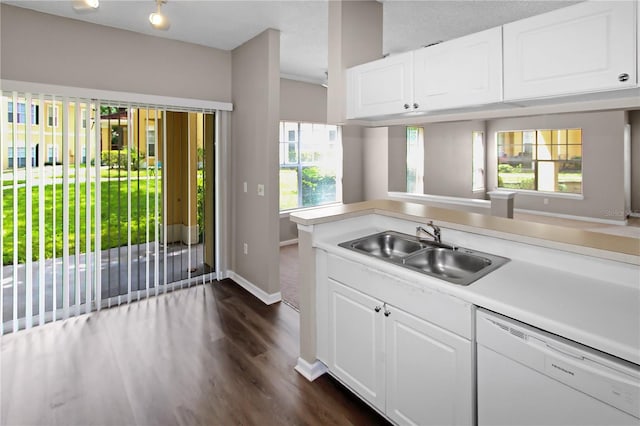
[3,0,581,85]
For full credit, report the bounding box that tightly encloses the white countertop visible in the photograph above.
[291,199,640,264]
[466,260,640,366]
[314,224,640,365]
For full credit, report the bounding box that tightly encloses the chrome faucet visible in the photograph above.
[416,221,441,243]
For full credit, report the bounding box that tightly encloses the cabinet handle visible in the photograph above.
[618,73,629,82]
[374,306,382,313]
[413,103,419,109]
[403,103,410,110]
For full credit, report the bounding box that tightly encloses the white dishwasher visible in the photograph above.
[476,309,640,426]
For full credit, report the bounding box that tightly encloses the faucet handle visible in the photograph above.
[427,221,442,242]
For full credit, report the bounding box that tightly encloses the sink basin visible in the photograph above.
[340,231,427,261]
[338,230,509,286]
[403,248,491,282]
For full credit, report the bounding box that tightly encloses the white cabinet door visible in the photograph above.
[503,1,637,101]
[328,279,386,411]
[346,51,414,119]
[413,27,503,111]
[385,305,473,426]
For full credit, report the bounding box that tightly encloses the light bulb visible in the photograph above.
[149,3,170,30]
[149,12,163,26]
[72,0,99,11]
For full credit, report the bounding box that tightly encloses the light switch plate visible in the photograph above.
[243,182,247,193]
[257,184,265,196]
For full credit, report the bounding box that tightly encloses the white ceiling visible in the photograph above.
[4,0,581,85]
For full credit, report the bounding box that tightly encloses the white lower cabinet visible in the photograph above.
[386,306,472,426]
[328,278,386,410]
[327,277,473,425]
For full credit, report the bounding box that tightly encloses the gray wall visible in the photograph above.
[0,4,232,101]
[388,126,408,192]
[327,0,382,124]
[631,111,640,215]
[342,125,365,204]
[279,218,299,244]
[280,78,327,123]
[231,29,281,295]
[363,127,389,200]
[385,121,487,198]
[422,120,487,199]
[487,111,628,221]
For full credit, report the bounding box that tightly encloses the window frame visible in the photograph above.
[47,104,59,127]
[279,121,342,212]
[146,124,156,157]
[496,128,583,195]
[406,126,425,194]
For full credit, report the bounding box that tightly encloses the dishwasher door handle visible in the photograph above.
[545,343,585,360]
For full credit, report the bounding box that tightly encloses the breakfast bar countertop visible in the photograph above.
[290,199,640,265]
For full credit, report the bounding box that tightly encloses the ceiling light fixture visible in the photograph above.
[72,0,99,12]
[149,0,170,31]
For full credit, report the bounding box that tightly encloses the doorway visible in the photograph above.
[1,93,216,332]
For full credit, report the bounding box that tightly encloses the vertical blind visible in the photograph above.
[1,92,215,334]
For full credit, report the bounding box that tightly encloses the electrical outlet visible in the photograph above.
[243,182,248,193]
[544,198,549,205]
[257,184,265,196]
[243,243,248,255]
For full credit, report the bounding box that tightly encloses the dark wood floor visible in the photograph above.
[1,279,389,426]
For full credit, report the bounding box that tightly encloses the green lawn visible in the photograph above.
[2,180,161,265]
[499,172,582,192]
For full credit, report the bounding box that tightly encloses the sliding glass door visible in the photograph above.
[1,92,215,333]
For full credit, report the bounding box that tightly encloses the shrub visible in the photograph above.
[498,164,513,173]
[101,148,145,170]
[301,166,336,207]
[519,178,535,190]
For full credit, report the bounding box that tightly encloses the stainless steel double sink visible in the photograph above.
[338,230,509,286]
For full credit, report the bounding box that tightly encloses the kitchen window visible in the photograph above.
[497,128,582,194]
[406,127,424,194]
[279,121,342,211]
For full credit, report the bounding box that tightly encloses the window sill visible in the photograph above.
[494,188,584,201]
[280,202,343,219]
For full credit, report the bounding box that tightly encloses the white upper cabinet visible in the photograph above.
[346,51,414,119]
[503,1,637,101]
[413,27,503,111]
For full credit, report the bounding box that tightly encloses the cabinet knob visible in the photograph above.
[618,73,629,82]
[403,103,410,110]
[384,309,391,317]
[374,306,382,313]
[413,103,419,109]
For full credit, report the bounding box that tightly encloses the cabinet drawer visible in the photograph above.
[327,254,472,339]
